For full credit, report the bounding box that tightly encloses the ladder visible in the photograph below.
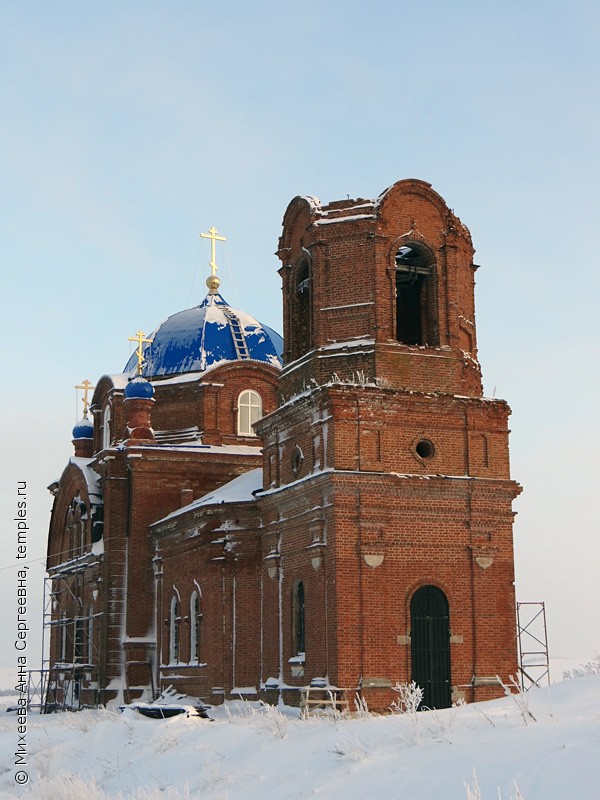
[223,308,251,360]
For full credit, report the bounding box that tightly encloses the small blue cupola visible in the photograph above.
[72,417,94,440]
[124,375,155,400]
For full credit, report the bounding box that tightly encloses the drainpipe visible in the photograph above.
[356,394,365,690]
[464,404,477,703]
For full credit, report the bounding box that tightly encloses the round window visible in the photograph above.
[415,439,435,459]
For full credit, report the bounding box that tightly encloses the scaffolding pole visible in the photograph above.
[517,601,550,690]
[38,567,103,712]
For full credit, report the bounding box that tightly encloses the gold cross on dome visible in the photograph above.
[200,226,226,276]
[128,330,152,375]
[75,379,95,417]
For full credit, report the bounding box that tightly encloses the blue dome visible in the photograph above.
[124,375,155,399]
[124,292,283,378]
[72,417,94,440]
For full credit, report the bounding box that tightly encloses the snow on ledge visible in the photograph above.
[155,468,263,524]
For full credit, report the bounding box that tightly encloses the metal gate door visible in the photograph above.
[410,585,451,709]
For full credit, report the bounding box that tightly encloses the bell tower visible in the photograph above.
[277,178,481,398]
[256,179,521,709]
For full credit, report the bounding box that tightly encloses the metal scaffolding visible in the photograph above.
[33,568,103,712]
[517,601,550,690]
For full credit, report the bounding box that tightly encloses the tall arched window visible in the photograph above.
[237,390,262,436]
[190,590,202,664]
[293,259,312,359]
[169,595,181,664]
[292,580,305,656]
[102,404,112,449]
[66,507,75,558]
[395,245,438,346]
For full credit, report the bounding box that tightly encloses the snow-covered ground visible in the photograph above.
[1,672,599,799]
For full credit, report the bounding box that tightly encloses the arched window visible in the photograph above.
[293,259,312,359]
[102,404,112,449]
[66,507,75,558]
[237,390,262,436]
[292,580,305,656]
[395,246,438,346]
[190,590,202,664]
[73,502,84,555]
[169,595,181,664]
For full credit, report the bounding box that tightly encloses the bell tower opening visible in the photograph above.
[395,245,438,346]
[292,259,312,359]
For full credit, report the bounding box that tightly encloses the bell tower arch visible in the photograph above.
[393,240,439,347]
[290,255,313,361]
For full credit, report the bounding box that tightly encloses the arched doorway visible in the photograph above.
[410,585,451,709]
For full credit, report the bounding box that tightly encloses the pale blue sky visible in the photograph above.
[1,1,598,671]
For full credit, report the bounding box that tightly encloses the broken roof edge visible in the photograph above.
[151,467,263,527]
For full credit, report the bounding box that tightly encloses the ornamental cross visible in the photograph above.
[75,379,95,417]
[128,330,152,376]
[200,225,226,276]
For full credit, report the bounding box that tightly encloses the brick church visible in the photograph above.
[46,179,521,712]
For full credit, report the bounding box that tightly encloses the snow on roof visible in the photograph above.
[318,338,375,351]
[313,213,376,226]
[299,195,321,210]
[122,291,283,379]
[69,456,102,503]
[154,467,263,525]
[107,373,129,390]
[143,371,205,387]
[125,442,262,456]
[318,202,375,216]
